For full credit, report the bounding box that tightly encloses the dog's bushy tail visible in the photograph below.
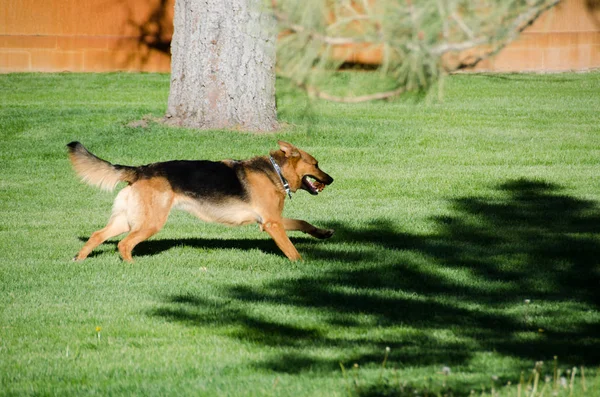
[66,142,139,191]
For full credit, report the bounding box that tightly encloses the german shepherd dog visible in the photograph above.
[67,141,334,262]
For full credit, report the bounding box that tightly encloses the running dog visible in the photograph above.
[67,141,334,262]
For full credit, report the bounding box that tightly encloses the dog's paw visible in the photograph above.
[316,228,335,239]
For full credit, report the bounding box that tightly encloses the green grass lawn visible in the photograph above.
[1,71,599,396]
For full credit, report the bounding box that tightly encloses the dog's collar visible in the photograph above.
[269,156,292,199]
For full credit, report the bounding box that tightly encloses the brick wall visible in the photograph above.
[0,0,598,73]
[476,0,600,71]
[0,0,173,72]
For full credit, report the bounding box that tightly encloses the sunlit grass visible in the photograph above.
[1,71,599,396]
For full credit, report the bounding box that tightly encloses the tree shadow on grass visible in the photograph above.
[151,179,600,377]
[322,179,600,306]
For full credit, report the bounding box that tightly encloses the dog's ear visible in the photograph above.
[278,141,300,158]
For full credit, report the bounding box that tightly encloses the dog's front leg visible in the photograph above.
[262,220,302,261]
[282,218,334,239]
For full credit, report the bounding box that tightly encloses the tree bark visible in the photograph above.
[166,0,278,131]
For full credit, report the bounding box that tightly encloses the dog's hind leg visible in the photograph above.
[116,179,173,262]
[117,227,163,263]
[74,216,129,261]
[74,187,131,261]
[282,218,334,239]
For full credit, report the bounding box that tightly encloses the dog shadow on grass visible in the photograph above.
[150,178,600,379]
[80,235,323,259]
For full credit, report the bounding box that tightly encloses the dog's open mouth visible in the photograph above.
[302,175,326,195]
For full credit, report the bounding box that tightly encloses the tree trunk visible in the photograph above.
[166,0,278,131]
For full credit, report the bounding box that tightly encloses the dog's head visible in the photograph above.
[273,141,333,195]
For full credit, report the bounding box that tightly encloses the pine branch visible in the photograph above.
[272,0,562,102]
[276,66,407,103]
[302,81,407,103]
[271,0,369,45]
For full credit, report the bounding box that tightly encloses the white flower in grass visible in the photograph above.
[560,376,568,388]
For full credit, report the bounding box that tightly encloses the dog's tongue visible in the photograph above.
[303,176,325,194]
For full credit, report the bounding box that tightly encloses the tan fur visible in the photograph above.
[174,195,261,226]
[68,146,136,191]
